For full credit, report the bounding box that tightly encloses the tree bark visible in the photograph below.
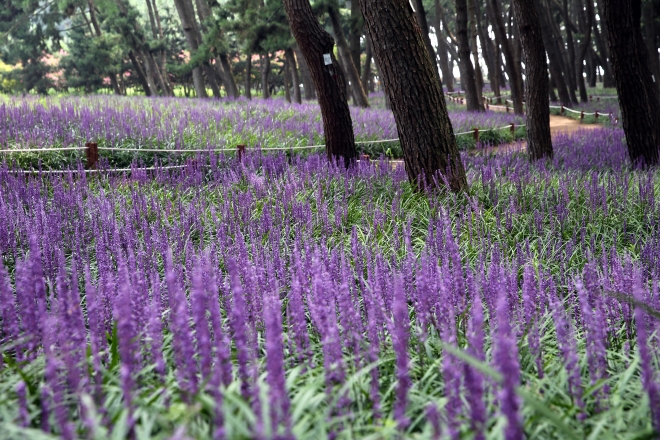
[245,52,252,99]
[349,0,363,72]
[467,0,484,104]
[413,0,442,85]
[476,0,499,98]
[358,0,468,192]
[87,0,122,95]
[603,0,660,165]
[261,53,271,99]
[575,0,593,102]
[434,0,454,91]
[294,44,316,100]
[511,0,553,160]
[489,0,524,112]
[172,0,207,98]
[643,0,660,97]
[283,0,357,165]
[539,0,571,105]
[328,5,370,108]
[286,47,302,104]
[455,0,484,111]
[361,35,373,91]
[591,1,614,88]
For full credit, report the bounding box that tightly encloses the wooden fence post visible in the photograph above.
[85,142,98,170]
[237,144,246,161]
[595,111,599,120]
[580,111,584,121]
[510,123,515,134]
[560,105,564,116]
[473,128,479,143]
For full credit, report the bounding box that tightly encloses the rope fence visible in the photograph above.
[446,92,618,124]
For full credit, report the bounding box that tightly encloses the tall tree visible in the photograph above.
[172,0,207,97]
[282,0,357,165]
[455,0,483,111]
[412,0,442,85]
[489,0,524,113]
[575,0,593,102]
[603,0,660,165]
[511,0,553,160]
[434,0,455,91]
[539,0,571,105]
[294,44,316,99]
[358,0,468,192]
[327,3,370,108]
[285,47,302,104]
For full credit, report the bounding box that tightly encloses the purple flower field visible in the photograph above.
[0,96,524,154]
[0,99,658,439]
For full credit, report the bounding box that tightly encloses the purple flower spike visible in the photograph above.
[494,287,523,440]
[633,270,660,431]
[392,274,410,430]
[264,288,293,439]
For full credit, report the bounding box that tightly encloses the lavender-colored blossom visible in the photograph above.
[493,288,523,440]
[391,275,410,430]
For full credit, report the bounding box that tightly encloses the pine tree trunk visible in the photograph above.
[476,0,499,97]
[539,0,571,105]
[575,0,592,102]
[129,50,154,96]
[591,1,614,88]
[434,0,454,91]
[361,35,372,91]
[286,48,302,104]
[328,6,370,108]
[294,45,316,100]
[358,0,468,192]
[643,0,660,98]
[455,0,484,111]
[603,0,660,165]
[261,54,271,99]
[467,0,484,104]
[282,0,357,165]
[172,0,207,98]
[511,0,553,160]
[489,0,523,112]
[349,0,363,72]
[245,53,252,99]
[413,0,442,85]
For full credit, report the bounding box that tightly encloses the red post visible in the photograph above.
[361,154,370,162]
[473,128,479,143]
[595,111,599,120]
[237,144,246,161]
[506,104,510,113]
[580,111,584,121]
[510,123,515,134]
[85,142,98,170]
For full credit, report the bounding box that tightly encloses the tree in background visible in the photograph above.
[511,0,553,160]
[283,0,357,165]
[358,0,467,192]
[604,0,660,165]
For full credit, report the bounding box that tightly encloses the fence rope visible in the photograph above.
[0,146,87,153]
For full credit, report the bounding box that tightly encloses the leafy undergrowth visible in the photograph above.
[0,128,658,439]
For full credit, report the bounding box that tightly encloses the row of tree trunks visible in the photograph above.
[413,0,442,85]
[434,0,454,91]
[455,0,483,111]
[489,0,524,113]
[172,0,207,98]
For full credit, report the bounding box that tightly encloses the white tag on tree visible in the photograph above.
[323,53,332,65]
